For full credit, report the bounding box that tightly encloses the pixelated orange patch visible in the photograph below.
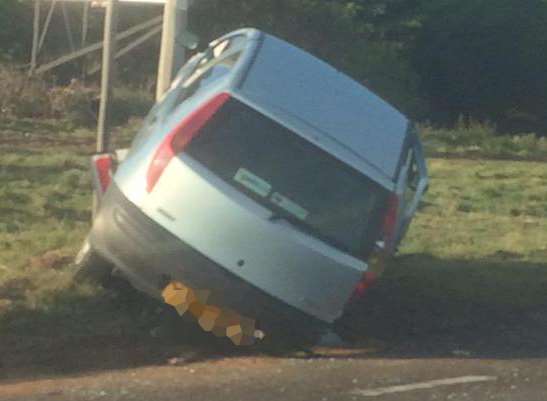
[162,281,264,346]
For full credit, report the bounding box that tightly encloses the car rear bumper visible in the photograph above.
[89,182,329,333]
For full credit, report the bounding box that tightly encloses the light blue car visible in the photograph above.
[77,28,428,344]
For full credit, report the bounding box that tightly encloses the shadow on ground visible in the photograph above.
[337,253,547,360]
[1,254,547,383]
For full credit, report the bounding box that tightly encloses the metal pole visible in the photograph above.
[156,0,187,101]
[36,16,162,75]
[38,0,57,53]
[30,0,41,75]
[81,2,90,47]
[87,25,162,75]
[61,2,76,52]
[81,2,90,79]
[97,0,120,154]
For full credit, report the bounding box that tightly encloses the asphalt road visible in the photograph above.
[2,346,547,401]
[3,302,547,401]
[3,271,547,401]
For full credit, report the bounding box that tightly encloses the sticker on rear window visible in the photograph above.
[234,168,272,197]
[270,192,309,221]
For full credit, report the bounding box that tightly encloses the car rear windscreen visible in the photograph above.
[185,99,388,258]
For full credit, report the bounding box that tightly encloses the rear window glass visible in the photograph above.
[185,100,388,257]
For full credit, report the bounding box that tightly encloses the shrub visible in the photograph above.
[0,64,153,126]
[0,65,51,118]
[413,0,547,132]
[49,79,99,126]
[111,87,154,126]
[0,0,31,62]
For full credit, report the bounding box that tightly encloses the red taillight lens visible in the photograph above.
[382,193,399,247]
[92,154,113,194]
[350,271,378,301]
[146,92,231,193]
[348,195,398,303]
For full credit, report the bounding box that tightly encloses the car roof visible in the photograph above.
[227,30,408,187]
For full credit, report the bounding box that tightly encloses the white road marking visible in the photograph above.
[350,376,497,397]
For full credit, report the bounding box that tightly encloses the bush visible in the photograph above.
[111,87,154,126]
[50,82,154,127]
[419,118,547,160]
[49,79,99,126]
[0,0,31,62]
[0,64,154,126]
[0,65,51,118]
[413,0,547,133]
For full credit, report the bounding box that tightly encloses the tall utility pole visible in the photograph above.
[156,0,188,101]
[81,1,90,79]
[96,0,120,153]
[30,0,41,75]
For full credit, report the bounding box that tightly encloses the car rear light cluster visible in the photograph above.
[146,92,231,193]
[350,271,378,301]
[92,154,114,195]
[350,193,398,302]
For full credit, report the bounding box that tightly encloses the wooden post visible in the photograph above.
[156,0,188,101]
[30,0,41,75]
[96,0,120,154]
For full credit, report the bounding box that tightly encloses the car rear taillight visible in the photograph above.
[92,154,113,194]
[348,194,398,303]
[350,271,378,302]
[146,92,231,193]
[382,193,399,249]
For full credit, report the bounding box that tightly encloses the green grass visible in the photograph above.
[0,126,91,269]
[402,158,547,260]
[1,117,546,356]
[0,118,149,342]
[389,158,547,310]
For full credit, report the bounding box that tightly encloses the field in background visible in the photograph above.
[420,119,547,161]
[1,117,546,379]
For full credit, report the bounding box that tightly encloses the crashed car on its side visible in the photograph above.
[76,28,428,345]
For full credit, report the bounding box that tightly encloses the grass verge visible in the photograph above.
[0,117,546,378]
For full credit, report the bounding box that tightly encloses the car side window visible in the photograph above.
[181,50,241,99]
[406,150,419,191]
[129,35,246,151]
[169,36,246,110]
[402,149,419,211]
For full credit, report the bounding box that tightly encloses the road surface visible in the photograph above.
[3,292,547,401]
[2,344,547,401]
[3,265,547,401]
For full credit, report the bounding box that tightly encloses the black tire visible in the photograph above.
[73,238,114,285]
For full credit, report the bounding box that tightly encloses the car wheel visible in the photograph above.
[73,238,113,285]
